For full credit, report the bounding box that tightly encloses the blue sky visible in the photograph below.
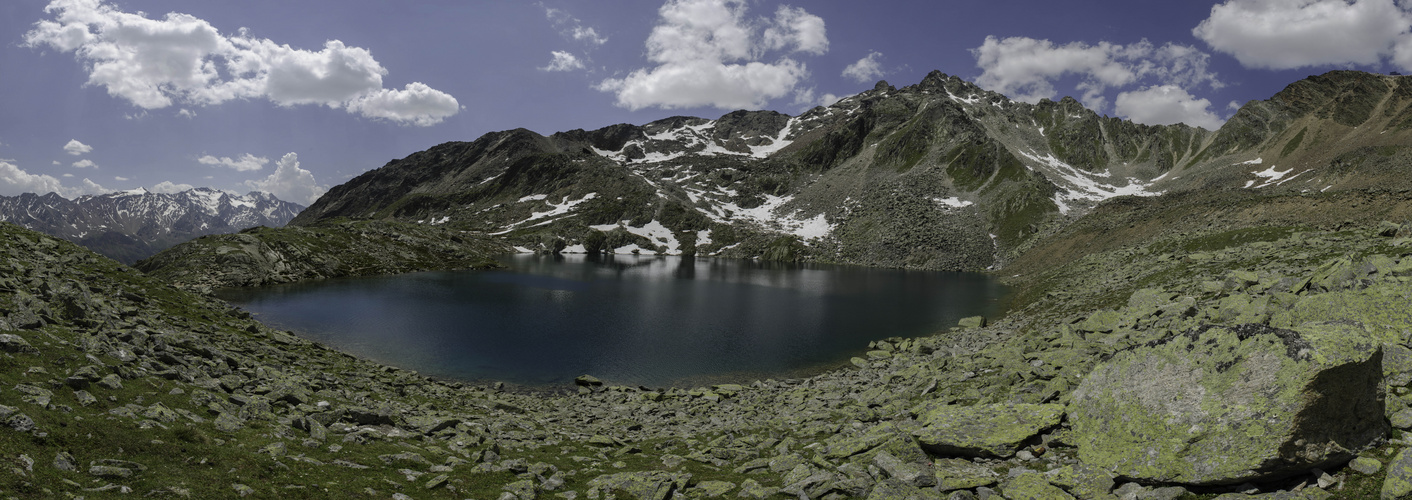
[2,0,1410,205]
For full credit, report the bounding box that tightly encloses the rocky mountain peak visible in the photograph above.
[288,70,1412,271]
[0,187,303,264]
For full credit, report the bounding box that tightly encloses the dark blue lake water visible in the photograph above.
[216,255,1008,388]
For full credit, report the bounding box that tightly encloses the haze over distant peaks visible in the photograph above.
[0,187,303,264]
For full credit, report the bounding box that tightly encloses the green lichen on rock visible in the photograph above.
[1069,322,1386,485]
[1042,463,1115,499]
[910,402,1064,458]
[1271,283,1412,344]
[1383,448,1412,500]
[588,471,691,500]
[932,458,998,492]
[999,471,1075,500]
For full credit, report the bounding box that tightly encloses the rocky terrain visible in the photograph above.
[0,188,303,264]
[6,69,1412,499]
[133,219,510,293]
[6,204,1412,499]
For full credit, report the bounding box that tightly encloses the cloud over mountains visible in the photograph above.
[24,0,460,126]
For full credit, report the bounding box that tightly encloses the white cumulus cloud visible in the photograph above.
[0,159,108,198]
[1116,85,1225,130]
[198,153,268,172]
[971,36,1222,112]
[842,51,885,83]
[346,83,462,127]
[149,180,195,194]
[1194,0,1412,71]
[245,152,326,206]
[542,51,586,72]
[64,139,93,156]
[72,159,97,169]
[597,0,828,110]
[24,0,459,126]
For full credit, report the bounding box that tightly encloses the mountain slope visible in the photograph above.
[270,71,1412,271]
[0,187,303,264]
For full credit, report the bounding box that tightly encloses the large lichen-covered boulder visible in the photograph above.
[588,471,692,500]
[910,402,1064,458]
[1069,322,1386,485]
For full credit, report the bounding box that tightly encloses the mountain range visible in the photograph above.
[286,69,1412,271]
[0,187,303,264]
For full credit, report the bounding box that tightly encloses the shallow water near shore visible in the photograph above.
[216,254,1009,388]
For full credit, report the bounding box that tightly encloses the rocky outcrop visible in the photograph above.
[911,402,1064,459]
[1070,322,1386,485]
[135,219,509,291]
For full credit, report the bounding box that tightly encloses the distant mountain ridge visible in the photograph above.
[261,70,1412,271]
[0,187,303,263]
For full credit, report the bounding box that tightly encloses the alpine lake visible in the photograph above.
[215,254,1009,389]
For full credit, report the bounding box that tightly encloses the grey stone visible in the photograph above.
[0,333,39,354]
[934,458,999,492]
[425,474,449,490]
[588,471,689,500]
[1350,456,1382,475]
[53,452,77,472]
[1383,448,1412,500]
[1392,408,1412,430]
[1043,463,1114,499]
[1000,471,1074,500]
[693,480,736,498]
[873,450,935,488]
[97,373,123,390]
[736,479,775,499]
[958,316,986,329]
[911,402,1064,458]
[1070,323,1386,485]
[866,478,939,500]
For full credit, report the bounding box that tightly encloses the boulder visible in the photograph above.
[588,471,690,500]
[933,458,998,492]
[1069,322,1386,485]
[1043,463,1115,499]
[911,402,1064,458]
[0,333,38,354]
[1350,456,1382,475]
[1000,471,1074,500]
[1384,448,1412,500]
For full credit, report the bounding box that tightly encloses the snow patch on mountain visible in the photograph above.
[1244,165,1308,189]
[1018,150,1162,215]
[491,193,599,235]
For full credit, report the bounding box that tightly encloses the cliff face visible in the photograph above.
[283,70,1412,271]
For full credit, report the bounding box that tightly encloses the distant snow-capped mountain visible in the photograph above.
[0,187,304,264]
